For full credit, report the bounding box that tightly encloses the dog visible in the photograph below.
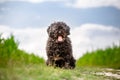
[46,22,76,69]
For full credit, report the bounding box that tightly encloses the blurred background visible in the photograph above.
[0,0,120,59]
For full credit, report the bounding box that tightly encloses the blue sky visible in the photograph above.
[0,0,120,28]
[0,0,120,59]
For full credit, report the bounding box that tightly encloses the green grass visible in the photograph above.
[0,34,44,67]
[1,64,117,80]
[77,44,120,69]
[0,34,120,80]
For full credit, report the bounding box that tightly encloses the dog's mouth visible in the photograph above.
[57,36,63,42]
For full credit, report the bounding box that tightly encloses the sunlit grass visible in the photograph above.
[0,64,112,80]
[77,44,120,69]
[0,34,44,68]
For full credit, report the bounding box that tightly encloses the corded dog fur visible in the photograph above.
[46,22,76,69]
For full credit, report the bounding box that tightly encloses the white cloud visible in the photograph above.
[0,7,10,11]
[0,0,67,3]
[1,0,120,9]
[67,0,120,9]
[26,0,68,3]
[0,0,42,3]
[71,24,120,58]
[0,25,48,59]
[0,24,120,59]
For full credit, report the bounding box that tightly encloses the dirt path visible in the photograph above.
[94,68,120,79]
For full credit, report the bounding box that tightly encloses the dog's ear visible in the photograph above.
[62,22,70,35]
[66,26,70,35]
[47,26,53,37]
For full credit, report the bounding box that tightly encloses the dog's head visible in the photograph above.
[47,22,70,43]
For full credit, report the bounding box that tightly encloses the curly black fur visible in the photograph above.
[46,22,76,69]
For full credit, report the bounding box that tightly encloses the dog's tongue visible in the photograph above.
[58,36,63,42]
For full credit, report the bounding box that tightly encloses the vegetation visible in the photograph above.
[0,34,119,80]
[0,34,44,68]
[77,44,120,69]
[1,65,118,80]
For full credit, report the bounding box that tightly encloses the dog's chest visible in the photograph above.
[51,42,69,55]
[54,43,67,50]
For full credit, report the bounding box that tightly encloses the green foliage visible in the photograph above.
[0,65,115,80]
[0,34,44,67]
[77,45,120,69]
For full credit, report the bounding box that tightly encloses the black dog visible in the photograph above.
[46,22,76,69]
